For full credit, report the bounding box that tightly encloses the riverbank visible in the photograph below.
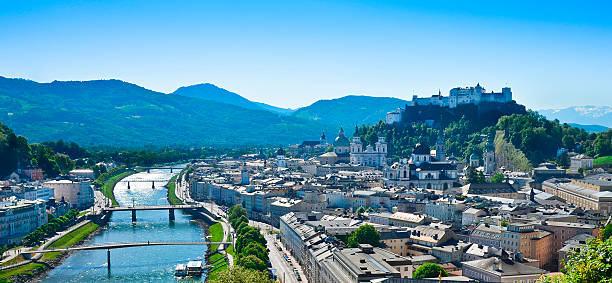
[0,167,132,282]
[166,173,183,205]
[206,221,235,281]
[100,169,139,207]
[0,222,103,283]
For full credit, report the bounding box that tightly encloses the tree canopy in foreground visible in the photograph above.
[539,237,612,283]
[208,265,273,283]
[413,263,448,279]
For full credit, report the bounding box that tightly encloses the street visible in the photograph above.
[201,200,307,283]
[262,226,308,283]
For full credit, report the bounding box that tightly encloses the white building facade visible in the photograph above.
[411,84,512,109]
[385,108,402,124]
[350,137,387,167]
[44,179,94,209]
[0,200,48,245]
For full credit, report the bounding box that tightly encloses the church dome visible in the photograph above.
[412,143,430,155]
[333,127,350,147]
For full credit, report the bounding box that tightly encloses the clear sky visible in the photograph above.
[1,0,611,109]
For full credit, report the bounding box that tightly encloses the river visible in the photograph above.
[41,168,208,282]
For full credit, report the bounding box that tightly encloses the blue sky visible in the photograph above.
[1,0,611,109]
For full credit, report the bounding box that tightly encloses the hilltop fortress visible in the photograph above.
[386,84,514,124]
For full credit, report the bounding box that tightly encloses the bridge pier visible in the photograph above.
[127,181,131,190]
[170,168,173,173]
[152,181,155,189]
[107,249,111,271]
[147,168,150,173]
[169,208,175,221]
[131,210,136,222]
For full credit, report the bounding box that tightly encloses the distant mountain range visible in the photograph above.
[567,123,610,133]
[0,76,407,146]
[539,106,612,132]
[0,77,329,146]
[293,95,408,128]
[172,83,294,115]
[4,76,606,147]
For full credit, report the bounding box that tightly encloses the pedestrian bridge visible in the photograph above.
[103,205,202,211]
[134,166,184,173]
[102,205,206,221]
[21,242,232,271]
[21,241,232,254]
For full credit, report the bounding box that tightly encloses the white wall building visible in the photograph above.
[386,108,402,124]
[350,137,387,167]
[0,199,48,245]
[69,169,95,180]
[570,154,594,172]
[23,186,54,202]
[411,84,512,109]
[44,179,94,209]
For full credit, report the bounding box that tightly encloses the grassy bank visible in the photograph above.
[166,174,183,205]
[207,221,234,281]
[595,155,612,166]
[208,223,223,252]
[42,222,100,261]
[0,222,100,282]
[101,171,137,207]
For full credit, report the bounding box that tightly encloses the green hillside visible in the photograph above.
[0,77,329,146]
[355,110,612,166]
[172,83,292,115]
[292,95,409,128]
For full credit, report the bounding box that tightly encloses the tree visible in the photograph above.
[490,173,505,183]
[556,151,570,168]
[476,171,485,184]
[346,225,381,248]
[236,228,266,254]
[413,263,448,279]
[237,254,268,271]
[242,242,269,263]
[233,215,249,231]
[228,205,246,227]
[355,206,365,216]
[237,222,249,235]
[208,265,273,283]
[501,219,508,227]
[0,245,8,260]
[540,237,612,283]
[602,222,612,241]
[466,166,482,184]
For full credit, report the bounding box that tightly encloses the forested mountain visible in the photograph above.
[172,83,293,115]
[0,77,330,146]
[355,110,612,168]
[292,95,409,128]
[2,75,610,164]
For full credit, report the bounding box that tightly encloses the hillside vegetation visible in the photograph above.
[0,121,75,178]
[494,131,532,171]
[356,110,612,166]
[292,95,409,128]
[0,77,330,146]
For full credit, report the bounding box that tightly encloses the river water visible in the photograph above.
[41,168,208,282]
